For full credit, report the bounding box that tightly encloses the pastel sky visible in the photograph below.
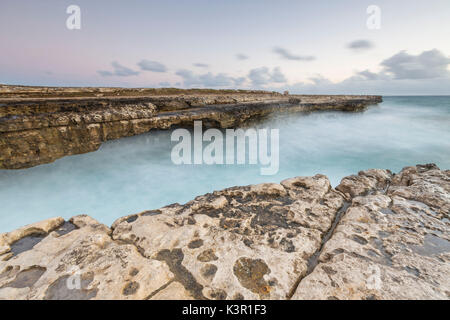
[1,0,450,94]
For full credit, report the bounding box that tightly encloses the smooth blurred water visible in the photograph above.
[1,96,449,232]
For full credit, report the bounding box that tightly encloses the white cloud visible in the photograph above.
[236,53,249,60]
[193,63,209,68]
[282,49,450,95]
[248,67,287,86]
[380,49,450,80]
[175,69,245,87]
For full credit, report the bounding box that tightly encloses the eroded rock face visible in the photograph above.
[0,164,448,300]
[0,215,172,300]
[0,86,382,169]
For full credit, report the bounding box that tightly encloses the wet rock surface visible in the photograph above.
[0,85,382,169]
[0,164,448,299]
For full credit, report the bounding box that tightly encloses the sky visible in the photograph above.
[1,0,450,94]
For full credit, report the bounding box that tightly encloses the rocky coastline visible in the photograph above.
[0,85,382,169]
[0,164,448,300]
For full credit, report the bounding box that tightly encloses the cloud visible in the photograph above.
[247,68,272,85]
[234,77,247,86]
[248,67,287,86]
[270,67,288,83]
[355,69,381,80]
[236,53,249,60]
[308,75,333,86]
[273,47,315,61]
[193,63,209,68]
[98,61,139,77]
[158,82,171,87]
[282,49,450,95]
[347,40,374,51]
[137,60,168,73]
[342,49,450,82]
[380,49,450,79]
[175,69,245,87]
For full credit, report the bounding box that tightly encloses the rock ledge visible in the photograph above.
[0,85,382,169]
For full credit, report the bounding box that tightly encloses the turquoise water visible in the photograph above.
[1,96,449,232]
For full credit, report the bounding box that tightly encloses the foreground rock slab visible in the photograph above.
[293,164,450,300]
[0,85,382,169]
[0,164,448,299]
